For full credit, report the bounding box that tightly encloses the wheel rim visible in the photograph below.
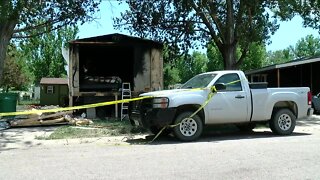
[179,118,198,137]
[277,114,292,131]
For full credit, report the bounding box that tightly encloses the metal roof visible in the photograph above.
[69,33,163,47]
[40,78,68,85]
[246,57,320,75]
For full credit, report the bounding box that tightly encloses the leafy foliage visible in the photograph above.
[114,0,279,69]
[1,0,100,38]
[163,45,208,87]
[164,63,181,89]
[0,0,101,80]
[18,26,79,84]
[175,51,208,83]
[266,48,294,65]
[292,34,320,59]
[207,42,224,71]
[240,43,267,71]
[207,42,266,71]
[266,34,320,65]
[0,45,31,92]
[274,0,320,31]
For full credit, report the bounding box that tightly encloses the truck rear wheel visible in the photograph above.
[269,108,296,135]
[173,112,203,141]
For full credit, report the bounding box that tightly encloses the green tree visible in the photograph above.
[163,63,181,89]
[176,51,208,83]
[265,35,320,66]
[19,26,79,84]
[207,42,266,71]
[207,42,224,71]
[275,1,320,32]
[240,43,267,71]
[162,44,181,88]
[292,35,320,59]
[0,45,31,92]
[266,48,294,65]
[114,0,280,70]
[0,0,100,81]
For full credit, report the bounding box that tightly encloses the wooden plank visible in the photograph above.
[27,111,73,122]
[9,111,72,127]
[277,69,280,87]
[39,117,65,125]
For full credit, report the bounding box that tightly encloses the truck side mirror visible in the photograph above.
[213,83,226,92]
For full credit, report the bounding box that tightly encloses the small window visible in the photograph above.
[47,86,54,94]
[215,73,242,91]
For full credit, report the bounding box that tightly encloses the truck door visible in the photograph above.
[207,73,249,123]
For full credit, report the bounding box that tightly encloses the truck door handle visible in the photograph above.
[235,95,245,99]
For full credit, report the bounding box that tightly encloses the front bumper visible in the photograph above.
[130,106,176,128]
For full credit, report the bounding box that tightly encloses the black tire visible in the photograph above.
[149,126,172,136]
[173,112,203,142]
[311,103,317,114]
[236,123,256,132]
[269,108,296,135]
[312,103,320,114]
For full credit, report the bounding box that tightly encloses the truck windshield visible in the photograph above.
[180,73,217,89]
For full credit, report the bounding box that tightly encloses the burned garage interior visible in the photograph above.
[68,33,163,119]
[79,45,134,92]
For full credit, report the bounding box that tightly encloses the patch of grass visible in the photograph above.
[255,122,269,129]
[37,119,148,140]
[18,100,40,106]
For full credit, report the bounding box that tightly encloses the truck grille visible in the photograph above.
[141,98,153,109]
[130,98,153,112]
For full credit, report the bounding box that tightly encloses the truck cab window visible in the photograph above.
[215,73,242,91]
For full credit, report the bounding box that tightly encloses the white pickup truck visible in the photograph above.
[130,70,314,141]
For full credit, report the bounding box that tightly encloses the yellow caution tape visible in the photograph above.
[0,87,212,117]
[0,79,243,143]
[0,96,153,117]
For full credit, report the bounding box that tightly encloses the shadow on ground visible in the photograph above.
[125,123,313,145]
[0,125,62,152]
[296,115,320,127]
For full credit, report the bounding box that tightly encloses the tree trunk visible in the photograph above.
[223,0,237,70]
[222,44,237,70]
[0,21,16,82]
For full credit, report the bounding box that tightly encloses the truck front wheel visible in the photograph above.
[269,108,296,135]
[173,112,203,141]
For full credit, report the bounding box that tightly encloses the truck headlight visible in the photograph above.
[152,97,169,108]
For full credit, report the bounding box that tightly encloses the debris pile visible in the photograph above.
[3,105,93,128]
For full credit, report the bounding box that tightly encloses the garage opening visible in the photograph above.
[79,45,134,92]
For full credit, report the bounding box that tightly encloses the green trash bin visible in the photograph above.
[0,93,18,118]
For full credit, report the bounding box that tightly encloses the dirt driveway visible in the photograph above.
[1,115,320,151]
